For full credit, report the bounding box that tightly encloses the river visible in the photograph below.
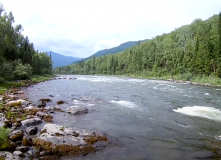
[24,75,221,160]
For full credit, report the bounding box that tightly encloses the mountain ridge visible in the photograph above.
[75,39,148,63]
[46,51,82,68]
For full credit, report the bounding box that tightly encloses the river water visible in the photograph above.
[24,75,221,160]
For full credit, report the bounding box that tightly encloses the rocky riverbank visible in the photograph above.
[0,80,111,160]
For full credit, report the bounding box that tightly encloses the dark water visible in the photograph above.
[24,75,221,160]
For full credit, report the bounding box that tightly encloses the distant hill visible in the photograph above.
[76,40,148,63]
[46,51,82,68]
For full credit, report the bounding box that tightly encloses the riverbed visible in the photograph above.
[24,75,221,160]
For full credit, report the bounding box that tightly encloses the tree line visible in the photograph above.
[0,4,52,82]
[54,13,221,83]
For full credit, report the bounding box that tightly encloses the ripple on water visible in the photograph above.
[110,100,136,108]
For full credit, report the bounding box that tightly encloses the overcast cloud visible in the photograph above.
[1,0,221,58]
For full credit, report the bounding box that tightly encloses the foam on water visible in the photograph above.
[215,135,221,140]
[111,100,136,108]
[78,76,146,84]
[173,106,221,122]
[127,79,145,83]
[77,77,113,82]
[177,124,192,128]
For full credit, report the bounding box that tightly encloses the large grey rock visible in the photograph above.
[66,106,88,115]
[0,151,21,160]
[7,99,28,107]
[32,124,108,156]
[21,118,42,128]
[10,130,23,141]
[26,126,38,135]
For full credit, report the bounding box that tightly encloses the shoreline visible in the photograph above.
[0,75,110,159]
[70,74,221,87]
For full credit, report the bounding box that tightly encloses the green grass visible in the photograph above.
[0,74,54,95]
[0,86,7,95]
[0,127,10,150]
[31,74,54,83]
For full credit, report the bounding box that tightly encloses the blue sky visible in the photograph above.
[1,0,221,58]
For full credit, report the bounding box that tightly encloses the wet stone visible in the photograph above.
[16,91,24,94]
[26,126,38,135]
[36,111,47,117]
[21,118,42,128]
[57,100,65,105]
[39,155,58,160]
[32,124,109,156]
[13,150,23,156]
[27,150,33,155]
[16,146,30,153]
[22,136,32,146]
[39,98,52,102]
[26,115,40,119]
[10,130,23,142]
[16,141,22,146]
[0,151,21,160]
[37,100,46,108]
[40,150,52,156]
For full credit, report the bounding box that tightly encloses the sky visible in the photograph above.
[1,0,221,58]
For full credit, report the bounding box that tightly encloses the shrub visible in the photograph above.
[0,62,14,80]
[0,127,10,148]
[13,64,33,80]
[0,77,5,84]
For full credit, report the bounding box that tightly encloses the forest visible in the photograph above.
[0,4,52,82]
[54,13,221,84]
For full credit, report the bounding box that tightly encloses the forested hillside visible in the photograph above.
[78,40,148,63]
[54,13,221,83]
[0,4,52,82]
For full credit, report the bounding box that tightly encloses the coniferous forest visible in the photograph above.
[54,13,221,84]
[0,4,52,82]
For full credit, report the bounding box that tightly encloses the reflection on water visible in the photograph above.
[25,75,221,160]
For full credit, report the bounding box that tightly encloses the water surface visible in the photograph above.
[25,75,221,160]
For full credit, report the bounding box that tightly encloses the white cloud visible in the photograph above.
[1,0,221,57]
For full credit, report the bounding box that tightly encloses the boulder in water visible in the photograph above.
[56,100,65,105]
[66,106,88,115]
[37,100,46,108]
[39,98,52,102]
[43,114,53,122]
